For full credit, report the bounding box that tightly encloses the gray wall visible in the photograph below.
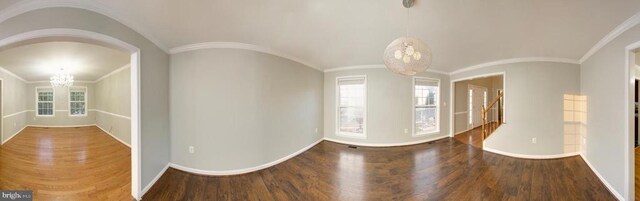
[580,23,640,200]
[170,48,324,171]
[26,82,96,126]
[95,66,131,145]
[0,73,27,143]
[450,62,581,156]
[453,76,503,134]
[0,7,171,193]
[324,68,450,144]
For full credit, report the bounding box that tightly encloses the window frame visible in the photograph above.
[35,86,55,117]
[412,77,440,136]
[335,75,367,139]
[68,86,88,117]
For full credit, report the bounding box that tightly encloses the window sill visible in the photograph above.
[413,130,440,137]
[336,132,367,139]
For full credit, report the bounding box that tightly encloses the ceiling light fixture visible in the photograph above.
[383,0,432,76]
[50,68,74,87]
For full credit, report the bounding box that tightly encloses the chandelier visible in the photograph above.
[383,0,432,76]
[50,68,74,87]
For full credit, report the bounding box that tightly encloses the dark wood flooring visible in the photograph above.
[453,126,484,149]
[144,138,615,201]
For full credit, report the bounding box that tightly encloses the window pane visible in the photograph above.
[339,106,364,134]
[415,107,437,133]
[337,77,366,135]
[38,102,53,115]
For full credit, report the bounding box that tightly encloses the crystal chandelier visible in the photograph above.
[383,0,432,76]
[50,68,74,87]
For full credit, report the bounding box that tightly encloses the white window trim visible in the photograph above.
[412,77,440,136]
[35,86,55,117]
[69,86,88,117]
[335,75,367,139]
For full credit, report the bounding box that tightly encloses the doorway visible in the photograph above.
[468,84,488,129]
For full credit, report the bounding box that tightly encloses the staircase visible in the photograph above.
[481,90,504,140]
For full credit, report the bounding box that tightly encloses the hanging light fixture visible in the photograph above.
[383,0,432,76]
[50,68,74,87]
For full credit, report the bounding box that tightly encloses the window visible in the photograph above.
[337,76,366,138]
[69,87,87,116]
[414,78,439,135]
[36,87,54,116]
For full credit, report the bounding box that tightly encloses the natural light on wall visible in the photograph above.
[564,94,587,154]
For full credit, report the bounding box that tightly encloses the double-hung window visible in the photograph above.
[69,87,87,116]
[337,76,366,138]
[414,77,439,135]
[36,87,54,116]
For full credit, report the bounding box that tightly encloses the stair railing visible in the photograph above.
[481,90,504,140]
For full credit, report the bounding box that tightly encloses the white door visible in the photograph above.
[468,85,488,129]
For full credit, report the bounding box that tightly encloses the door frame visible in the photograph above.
[449,72,507,138]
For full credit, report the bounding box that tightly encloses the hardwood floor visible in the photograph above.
[453,126,484,148]
[0,126,131,201]
[144,138,615,201]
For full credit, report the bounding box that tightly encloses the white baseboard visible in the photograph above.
[1,125,27,145]
[483,147,579,159]
[579,154,625,201]
[140,163,170,198]
[27,124,96,128]
[169,138,324,176]
[323,135,449,147]
[95,124,131,148]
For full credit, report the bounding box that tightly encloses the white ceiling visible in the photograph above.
[0,41,129,81]
[1,0,639,72]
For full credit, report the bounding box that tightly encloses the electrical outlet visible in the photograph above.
[13,122,16,127]
[315,128,318,133]
[532,138,537,144]
[188,146,195,154]
[583,138,586,144]
[404,128,409,134]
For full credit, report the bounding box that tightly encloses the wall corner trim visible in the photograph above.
[483,147,579,159]
[323,135,448,147]
[579,154,625,201]
[95,124,131,148]
[140,163,170,199]
[1,125,27,145]
[169,138,323,176]
[482,147,580,159]
[169,42,323,72]
[580,11,640,64]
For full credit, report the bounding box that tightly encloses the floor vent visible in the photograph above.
[348,145,358,149]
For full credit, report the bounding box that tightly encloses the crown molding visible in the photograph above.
[0,0,169,53]
[449,57,579,75]
[0,65,26,82]
[95,64,130,83]
[169,42,322,71]
[580,11,640,64]
[323,64,449,75]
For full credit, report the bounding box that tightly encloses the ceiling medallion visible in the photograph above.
[384,0,432,76]
[50,68,74,87]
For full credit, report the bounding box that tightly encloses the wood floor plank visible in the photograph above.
[0,126,131,201]
[144,139,616,201]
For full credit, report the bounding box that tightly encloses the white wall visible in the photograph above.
[26,82,96,126]
[324,68,450,145]
[170,48,324,171]
[95,66,131,145]
[580,22,640,201]
[0,72,28,143]
[0,7,171,193]
[450,62,581,156]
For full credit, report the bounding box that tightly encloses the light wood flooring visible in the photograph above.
[0,126,131,200]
